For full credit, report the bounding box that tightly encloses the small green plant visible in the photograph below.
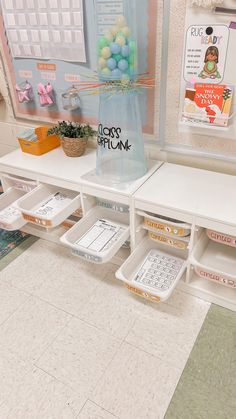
[47,121,96,139]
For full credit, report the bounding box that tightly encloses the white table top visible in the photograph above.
[134,162,236,227]
[0,148,161,197]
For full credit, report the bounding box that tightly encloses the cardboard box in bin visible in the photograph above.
[18,126,60,156]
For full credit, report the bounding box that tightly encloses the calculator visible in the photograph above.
[133,249,185,298]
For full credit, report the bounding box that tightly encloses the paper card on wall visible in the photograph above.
[183,25,229,84]
[1,0,86,63]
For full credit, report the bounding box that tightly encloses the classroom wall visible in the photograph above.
[1,0,236,176]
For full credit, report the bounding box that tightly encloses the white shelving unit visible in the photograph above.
[0,147,161,266]
[133,163,236,311]
[0,148,236,311]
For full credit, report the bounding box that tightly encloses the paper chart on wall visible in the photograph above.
[1,0,86,62]
[96,0,124,36]
[183,24,229,84]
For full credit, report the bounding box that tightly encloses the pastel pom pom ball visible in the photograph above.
[101,47,111,59]
[98,37,109,49]
[101,67,111,77]
[98,57,107,69]
[118,58,129,71]
[121,26,131,37]
[115,35,126,47]
[113,53,123,63]
[111,68,122,79]
[111,25,120,36]
[116,16,127,27]
[121,45,130,58]
[104,30,113,43]
[107,57,117,70]
[110,42,121,55]
[129,40,136,52]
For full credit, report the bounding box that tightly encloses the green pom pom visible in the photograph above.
[98,37,109,49]
[113,53,123,63]
[129,40,137,52]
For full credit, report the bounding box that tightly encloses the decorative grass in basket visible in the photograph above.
[47,121,96,157]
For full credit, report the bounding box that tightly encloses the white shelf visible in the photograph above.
[179,274,236,313]
[0,148,162,198]
[21,223,71,244]
[1,149,236,310]
[134,163,236,235]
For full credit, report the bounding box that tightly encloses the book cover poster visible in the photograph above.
[183,25,229,84]
[183,83,233,127]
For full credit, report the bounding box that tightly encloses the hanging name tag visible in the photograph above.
[183,25,229,84]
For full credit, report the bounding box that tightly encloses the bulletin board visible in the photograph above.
[163,0,236,160]
[0,0,159,135]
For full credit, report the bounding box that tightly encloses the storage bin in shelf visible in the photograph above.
[97,198,129,213]
[60,207,130,264]
[137,210,191,237]
[16,184,81,228]
[148,231,189,250]
[207,229,236,248]
[116,237,187,302]
[0,188,28,230]
[191,233,236,290]
[2,174,37,193]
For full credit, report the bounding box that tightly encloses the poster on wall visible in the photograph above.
[0,0,159,135]
[180,20,235,131]
[1,0,86,62]
[183,24,229,84]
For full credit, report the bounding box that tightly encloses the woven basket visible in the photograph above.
[61,137,88,157]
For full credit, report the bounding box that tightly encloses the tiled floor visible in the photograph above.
[0,239,211,418]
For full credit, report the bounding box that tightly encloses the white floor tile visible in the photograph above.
[1,240,107,296]
[34,261,109,318]
[92,342,181,419]
[78,276,146,340]
[126,291,210,369]
[125,312,198,370]
[0,367,85,419]
[0,401,12,419]
[77,400,118,419]
[0,282,29,326]
[0,345,31,402]
[0,296,71,362]
[36,317,121,394]
[165,288,211,318]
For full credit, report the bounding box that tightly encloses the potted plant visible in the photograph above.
[47,121,96,157]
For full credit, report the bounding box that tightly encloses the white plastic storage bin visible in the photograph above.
[60,207,130,263]
[116,237,187,302]
[148,230,189,250]
[137,210,191,237]
[16,184,81,228]
[0,188,28,231]
[1,174,37,193]
[207,229,236,248]
[191,233,236,290]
